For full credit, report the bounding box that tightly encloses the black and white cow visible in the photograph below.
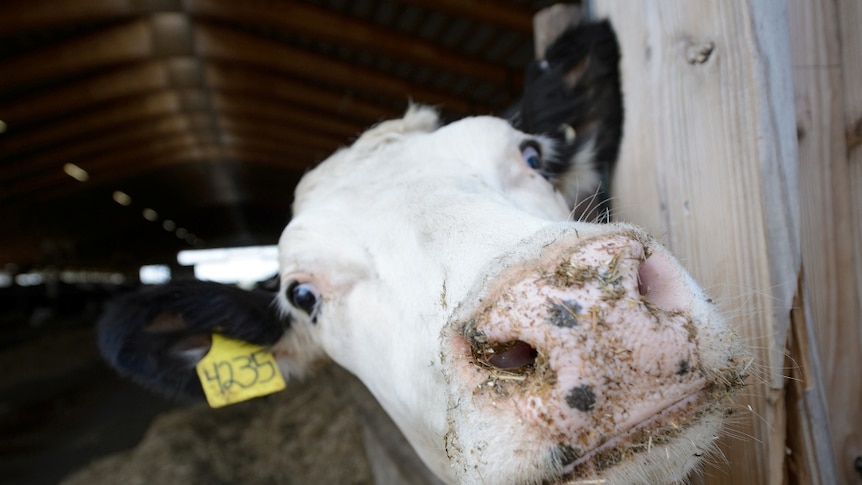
[99,21,747,485]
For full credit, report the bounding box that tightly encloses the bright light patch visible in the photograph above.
[0,272,12,288]
[140,264,171,284]
[0,120,7,133]
[178,245,278,285]
[163,219,176,231]
[63,163,89,182]
[15,273,44,286]
[113,191,132,206]
[142,208,159,221]
[60,270,125,285]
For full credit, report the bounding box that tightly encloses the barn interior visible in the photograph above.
[0,1,565,483]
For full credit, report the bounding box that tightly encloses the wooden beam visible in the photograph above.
[194,22,483,114]
[217,116,345,151]
[785,275,839,484]
[0,90,197,155]
[0,0,163,34]
[0,58,204,124]
[0,88,365,158]
[3,126,329,205]
[186,0,522,85]
[3,133,218,199]
[0,15,493,114]
[0,112,218,178]
[0,0,525,86]
[835,0,862,478]
[0,61,390,155]
[396,0,534,33]
[593,2,799,484]
[205,64,400,122]
[0,14,194,89]
[0,91,364,175]
[210,93,365,138]
[1,98,352,178]
[0,0,536,37]
[789,0,862,482]
[220,146,327,169]
[7,143,318,208]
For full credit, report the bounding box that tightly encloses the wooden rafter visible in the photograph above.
[0,0,536,268]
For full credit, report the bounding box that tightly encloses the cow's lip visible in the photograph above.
[555,389,710,483]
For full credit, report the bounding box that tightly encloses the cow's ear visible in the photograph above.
[511,20,623,222]
[97,279,288,401]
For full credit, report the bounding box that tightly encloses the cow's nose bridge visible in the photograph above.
[450,234,709,462]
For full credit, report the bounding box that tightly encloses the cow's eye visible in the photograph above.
[287,281,320,316]
[520,140,542,169]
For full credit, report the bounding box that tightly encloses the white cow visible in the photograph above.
[98,23,748,485]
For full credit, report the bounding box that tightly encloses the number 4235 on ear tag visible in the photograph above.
[195,334,287,408]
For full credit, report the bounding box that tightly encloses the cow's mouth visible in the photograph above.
[565,392,704,475]
[552,376,741,484]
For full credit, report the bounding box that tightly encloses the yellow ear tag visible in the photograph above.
[195,334,286,408]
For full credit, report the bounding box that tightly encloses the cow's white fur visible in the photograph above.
[274,106,744,484]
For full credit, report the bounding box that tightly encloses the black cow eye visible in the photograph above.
[287,281,319,315]
[520,140,542,169]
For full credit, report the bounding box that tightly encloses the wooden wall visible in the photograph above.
[589,1,861,484]
[789,0,862,483]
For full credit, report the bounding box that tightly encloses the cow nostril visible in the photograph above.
[636,252,687,311]
[637,258,651,297]
[638,274,648,296]
[483,340,538,370]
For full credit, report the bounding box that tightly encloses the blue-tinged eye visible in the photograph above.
[520,141,542,170]
[287,281,320,316]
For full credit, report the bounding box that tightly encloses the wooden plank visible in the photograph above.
[787,0,861,483]
[785,274,839,484]
[591,2,799,484]
[836,0,862,483]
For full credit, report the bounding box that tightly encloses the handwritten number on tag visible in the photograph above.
[196,334,286,408]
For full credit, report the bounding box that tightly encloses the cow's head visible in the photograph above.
[98,22,748,485]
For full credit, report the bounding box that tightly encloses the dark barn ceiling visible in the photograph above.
[0,0,561,275]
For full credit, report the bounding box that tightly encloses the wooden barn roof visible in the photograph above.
[0,0,551,273]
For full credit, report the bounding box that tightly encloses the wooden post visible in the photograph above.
[590,2,801,484]
[789,0,862,483]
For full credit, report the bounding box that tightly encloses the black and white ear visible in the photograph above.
[509,20,623,223]
[97,279,288,401]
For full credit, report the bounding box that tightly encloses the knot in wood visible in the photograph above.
[686,41,715,64]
